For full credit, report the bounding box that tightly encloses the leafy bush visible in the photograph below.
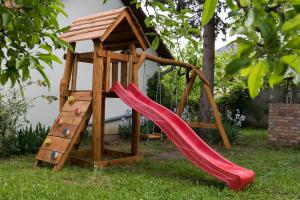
[0,87,30,157]
[201,110,246,145]
[15,123,50,155]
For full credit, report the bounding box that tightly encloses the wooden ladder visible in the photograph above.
[35,92,92,171]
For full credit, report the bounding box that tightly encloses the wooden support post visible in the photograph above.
[112,62,119,85]
[101,96,105,156]
[177,71,197,117]
[129,43,140,156]
[92,40,104,162]
[203,84,231,149]
[121,62,128,87]
[71,54,79,91]
[105,51,111,92]
[60,43,76,110]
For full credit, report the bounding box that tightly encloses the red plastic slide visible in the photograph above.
[111,83,255,190]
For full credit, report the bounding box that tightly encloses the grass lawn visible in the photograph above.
[0,129,299,199]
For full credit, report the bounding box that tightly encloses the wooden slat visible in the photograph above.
[177,71,197,116]
[35,149,63,164]
[111,62,119,85]
[92,40,104,162]
[100,11,127,42]
[73,7,126,24]
[62,101,91,112]
[48,123,78,139]
[40,136,71,153]
[94,155,142,168]
[128,55,133,84]
[187,122,218,129]
[71,54,79,91]
[124,14,149,50]
[105,51,111,92]
[73,13,119,26]
[70,91,92,101]
[121,61,128,87]
[62,30,106,43]
[59,112,85,125]
[69,19,114,32]
[61,25,110,39]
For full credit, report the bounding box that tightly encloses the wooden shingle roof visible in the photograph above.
[60,7,149,50]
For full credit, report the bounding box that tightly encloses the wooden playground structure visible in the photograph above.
[35,7,231,171]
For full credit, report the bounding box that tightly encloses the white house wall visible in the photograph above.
[25,0,158,126]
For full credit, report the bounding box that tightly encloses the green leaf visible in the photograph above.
[281,14,300,33]
[151,36,160,50]
[280,54,300,74]
[2,13,11,27]
[226,0,238,11]
[248,61,269,98]
[202,0,218,26]
[226,58,251,75]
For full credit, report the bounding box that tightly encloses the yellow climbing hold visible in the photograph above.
[68,96,76,104]
[44,138,52,146]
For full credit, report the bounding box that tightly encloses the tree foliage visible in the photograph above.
[222,0,300,97]
[127,0,300,98]
[0,0,69,88]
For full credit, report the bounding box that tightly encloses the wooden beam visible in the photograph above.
[203,84,231,149]
[60,43,76,110]
[100,11,127,42]
[137,53,210,86]
[105,51,111,92]
[136,52,146,70]
[187,122,218,129]
[92,40,104,162]
[121,61,127,87]
[130,43,140,156]
[94,155,142,168]
[177,71,197,116]
[124,14,149,50]
[111,62,119,85]
[71,54,79,91]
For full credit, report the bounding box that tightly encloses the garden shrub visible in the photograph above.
[0,87,30,157]
[201,109,246,144]
[15,123,50,155]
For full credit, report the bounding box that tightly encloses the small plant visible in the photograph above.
[119,117,132,139]
[202,109,246,144]
[15,123,50,155]
[0,86,31,157]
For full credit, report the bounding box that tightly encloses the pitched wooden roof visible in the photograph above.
[60,7,149,50]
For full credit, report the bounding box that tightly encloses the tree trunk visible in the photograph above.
[199,16,215,123]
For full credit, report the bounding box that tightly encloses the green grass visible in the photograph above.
[0,129,300,199]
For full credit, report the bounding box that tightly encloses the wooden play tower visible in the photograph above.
[35,7,231,171]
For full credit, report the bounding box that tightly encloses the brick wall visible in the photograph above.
[268,103,300,146]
